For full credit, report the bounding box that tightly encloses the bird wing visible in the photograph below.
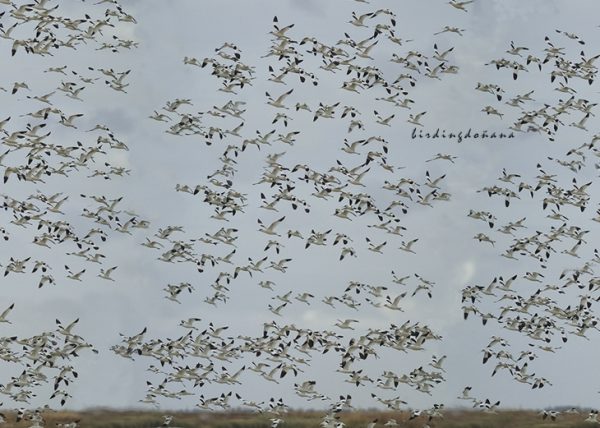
[274,89,293,104]
[0,303,14,319]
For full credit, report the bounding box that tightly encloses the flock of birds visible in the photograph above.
[1,0,600,427]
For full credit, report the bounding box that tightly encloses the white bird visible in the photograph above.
[384,294,405,311]
[98,266,118,281]
[349,11,374,27]
[335,319,359,330]
[258,216,286,236]
[366,419,378,428]
[366,237,387,253]
[65,265,86,281]
[585,411,599,423]
[457,386,473,400]
[179,318,202,330]
[0,303,15,323]
[399,239,419,253]
[266,89,293,109]
[59,113,84,128]
[449,0,474,12]
[407,111,426,126]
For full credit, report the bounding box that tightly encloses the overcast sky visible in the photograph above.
[1,0,600,414]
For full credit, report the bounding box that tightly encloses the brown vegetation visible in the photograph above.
[3,409,597,428]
